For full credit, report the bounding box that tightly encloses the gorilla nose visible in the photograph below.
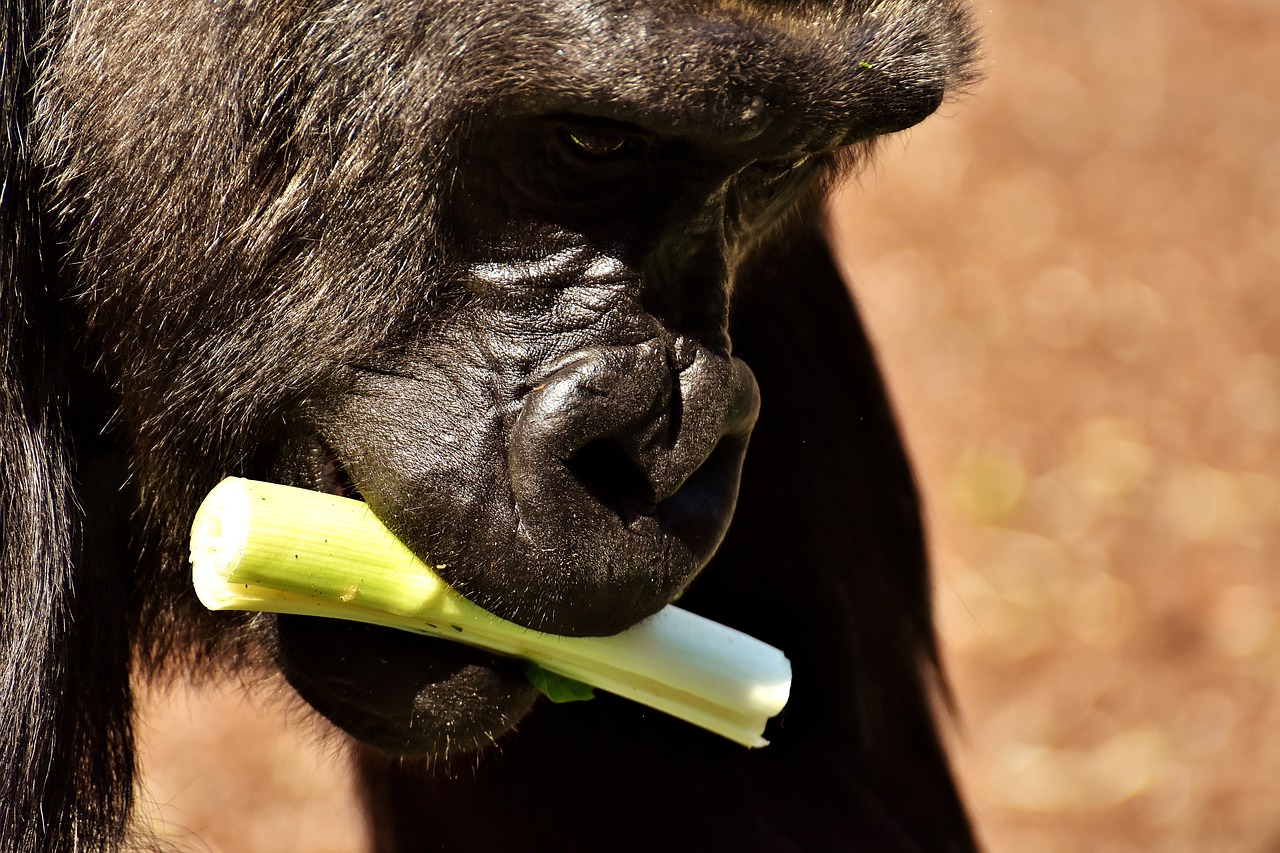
[508,339,760,635]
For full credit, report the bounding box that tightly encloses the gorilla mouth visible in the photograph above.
[269,340,759,757]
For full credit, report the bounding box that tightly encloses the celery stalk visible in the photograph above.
[190,477,791,748]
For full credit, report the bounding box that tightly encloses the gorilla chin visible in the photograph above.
[266,440,548,756]
[271,616,539,757]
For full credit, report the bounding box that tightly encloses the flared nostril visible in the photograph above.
[503,340,760,634]
[565,438,658,524]
[513,340,756,516]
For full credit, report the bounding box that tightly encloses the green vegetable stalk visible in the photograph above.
[190,477,791,748]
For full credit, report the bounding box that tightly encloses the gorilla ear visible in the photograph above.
[681,216,975,847]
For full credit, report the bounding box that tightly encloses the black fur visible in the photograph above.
[2,1,980,850]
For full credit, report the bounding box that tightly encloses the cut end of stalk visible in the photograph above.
[191,477,254,611]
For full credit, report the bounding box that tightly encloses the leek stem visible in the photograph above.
[190,477,790,748]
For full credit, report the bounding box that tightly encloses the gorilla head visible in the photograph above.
[3,0,979,848]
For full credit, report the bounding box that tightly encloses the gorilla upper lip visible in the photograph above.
[297,337,761,639]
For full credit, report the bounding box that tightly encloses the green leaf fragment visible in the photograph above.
[520,661,597,703]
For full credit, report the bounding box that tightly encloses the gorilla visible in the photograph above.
[1,0,980,849]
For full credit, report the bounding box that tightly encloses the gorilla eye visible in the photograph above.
[558,125,642,160]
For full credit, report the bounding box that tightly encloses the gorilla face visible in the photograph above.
[301,109,773,633]
[271,111,767,749]
[270,106,774,754]
[35,0,977,756]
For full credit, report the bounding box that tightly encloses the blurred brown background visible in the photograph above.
[136,1,1280,849]
[835,0,1280,849]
